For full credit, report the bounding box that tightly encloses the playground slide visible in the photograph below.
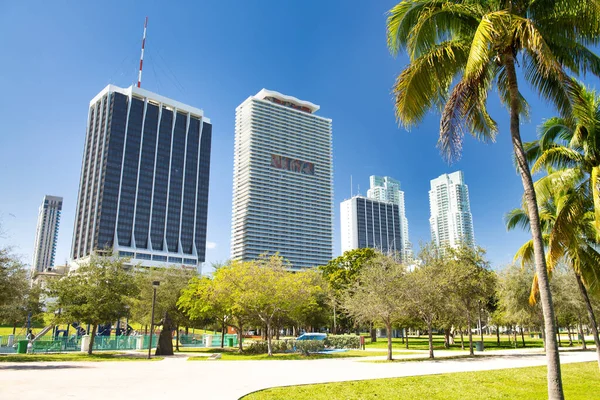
[31,325,53,342]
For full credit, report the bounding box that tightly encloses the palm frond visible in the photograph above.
[505,208,530,232]
[531,146,584,173]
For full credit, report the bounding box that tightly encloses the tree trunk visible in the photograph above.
[385,322,392,361]
[370,322,377,343]
[460,329,465,350]
[220,319,225,349]
[467,311,474,356]
[175,325,180,352]
[567,326,573,347]
[237,325,244,352]
[155,311,174,356]
[504,53,564,400]
[578,320,587,350]
[88,324,97,355]
[574,271,600,369]
[427,320,434,359]
[521,326,526,348]
[444,329,450,349]
[405,328,409,350]
[496,326,500,346]
[266,321,273,356]
[556,318,562,348]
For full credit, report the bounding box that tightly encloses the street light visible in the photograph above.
[148,281,160,359]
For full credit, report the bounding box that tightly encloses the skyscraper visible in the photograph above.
[367,175,412,261]
[340,196,402,256]
[71,84,212,270]
[429,171,475,249]
[32,195,63,272]
[231,89,333,269]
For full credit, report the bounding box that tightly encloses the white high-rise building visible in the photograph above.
[429,171,475,249]
[231,89,333,269]
[367,176,412,261]
[32,195,63,272]
[340,196,402,257]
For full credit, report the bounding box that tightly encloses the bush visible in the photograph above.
[324,334,361,349]
[295,340,325,355]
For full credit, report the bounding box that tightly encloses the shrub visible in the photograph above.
[295,340,325,355]
[324,334,361,349]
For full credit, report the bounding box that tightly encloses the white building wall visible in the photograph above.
[32,195,63,272]
[231,89,333,269]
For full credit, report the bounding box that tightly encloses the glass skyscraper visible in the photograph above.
[340,196,402,257]
[231,89,333,269]
[32,195,63,272]
[71,84,212,270]
[367,175,412,261]
[429,171,475,249]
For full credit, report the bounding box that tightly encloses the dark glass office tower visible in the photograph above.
[71,85,212,270]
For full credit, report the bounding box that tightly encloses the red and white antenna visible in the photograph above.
[137,17,148,88]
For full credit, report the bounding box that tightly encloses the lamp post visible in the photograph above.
[148,281,160,359]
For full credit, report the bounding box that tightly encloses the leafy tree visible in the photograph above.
[320,248,377,334]
[46,256,139,355]
[446,246,496,355]
[132,266,196,355]
[387,1,600,397]
[343,254,406,360]
[403,244,448,359]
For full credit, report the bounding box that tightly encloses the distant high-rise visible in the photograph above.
[231,89,333,269]
[32,195,63,272]
[429,171,475,249]
[367,175,412,261]
[71,84,212,270]
[340,196,402,257]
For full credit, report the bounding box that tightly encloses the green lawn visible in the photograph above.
[0,352,163,362]
[187,348,420,361]
[243,362,599,399]
[364,334,590,351]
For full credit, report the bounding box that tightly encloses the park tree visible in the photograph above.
[446,246,496,355]
[496,264,543,347]
[320,248,377,334]
[387,1,600,396]
[343,254,406,361]
[238,254,316,356]
[46,256,139,355]
[132,266,196,355]
[403,244,448,359]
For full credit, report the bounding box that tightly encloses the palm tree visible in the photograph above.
[527,84,600,231]
[387,1,600,397]
[506,182,600,369]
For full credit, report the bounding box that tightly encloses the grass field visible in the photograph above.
[242,362,599,399]
[0,352,163,362]
[186,348,421,361]
[364,334,591,351]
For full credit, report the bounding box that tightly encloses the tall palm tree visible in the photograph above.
[387,1,600,397]
[506,182,600,369]
[527,84,600,231]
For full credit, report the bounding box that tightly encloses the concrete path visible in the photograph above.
[0,349,595,400]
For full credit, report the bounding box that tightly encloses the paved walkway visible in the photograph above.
[0,349,595,400]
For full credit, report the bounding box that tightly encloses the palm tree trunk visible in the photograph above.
[574,271,600,369]
[504,53,564,400]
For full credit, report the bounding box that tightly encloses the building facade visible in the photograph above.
[231,89,333,269]
[71,84,212,270]
[367,175,412,261]
[32,195,63,272]
[429,171,475,249]
[340,196,402,256]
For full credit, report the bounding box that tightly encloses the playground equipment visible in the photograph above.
[296,333,327,341]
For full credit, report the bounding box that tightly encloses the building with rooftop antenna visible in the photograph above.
[71,84,212,272]
[230,89,333,269]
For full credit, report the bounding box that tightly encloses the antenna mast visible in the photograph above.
[137,17,148,88]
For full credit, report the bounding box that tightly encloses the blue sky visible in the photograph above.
[1,1,598,272]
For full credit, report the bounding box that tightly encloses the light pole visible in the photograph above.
[148,281,160,359]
